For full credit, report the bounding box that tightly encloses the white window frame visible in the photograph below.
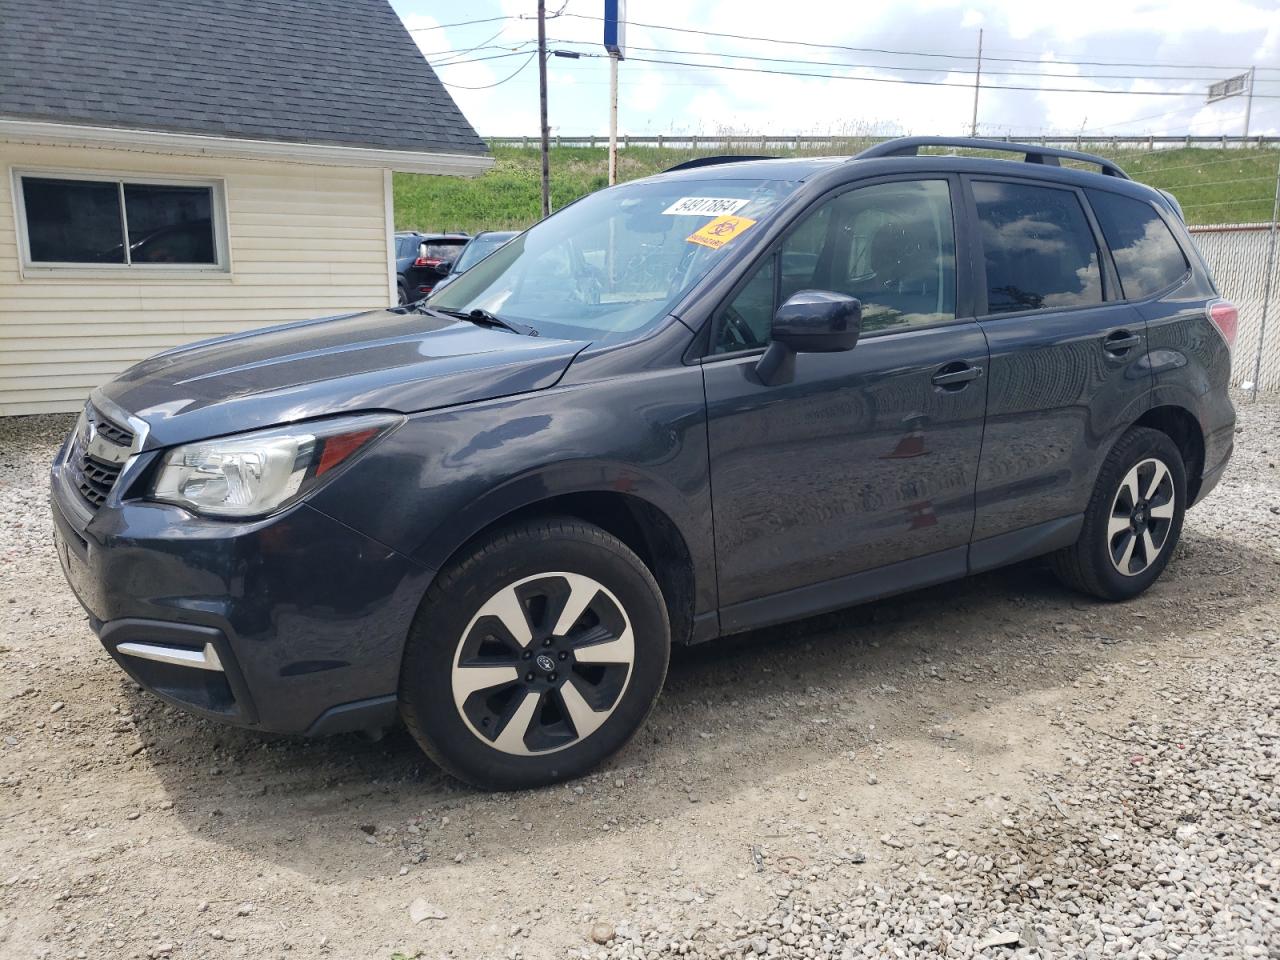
[10,167,232,277]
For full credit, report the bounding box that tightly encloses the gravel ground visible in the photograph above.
[0,397,1277,960]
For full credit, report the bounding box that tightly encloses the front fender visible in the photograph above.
[307,364,716,621]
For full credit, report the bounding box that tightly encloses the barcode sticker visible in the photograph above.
[662,196,751,217]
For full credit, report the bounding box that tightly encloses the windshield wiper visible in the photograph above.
[426,306,539,337]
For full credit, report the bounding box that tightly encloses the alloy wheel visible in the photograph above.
[451,572,635,755]
[1107,457,1176,577]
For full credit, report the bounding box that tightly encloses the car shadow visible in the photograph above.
[128,527,1270,884]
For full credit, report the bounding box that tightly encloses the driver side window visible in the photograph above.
[710,178,957,354]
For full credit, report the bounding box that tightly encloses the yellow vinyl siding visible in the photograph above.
[0,141,393,415]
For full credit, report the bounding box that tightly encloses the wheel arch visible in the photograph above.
[1133,404,1206,502]
[419,481,703,648]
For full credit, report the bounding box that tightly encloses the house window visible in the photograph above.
[15,172,225,269]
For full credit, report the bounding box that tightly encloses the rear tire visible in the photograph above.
[396,281,410,306]
[1052,426,1186,601]
[399,518,670,790]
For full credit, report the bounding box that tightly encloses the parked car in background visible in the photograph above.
[394,231,469,304]
[53,137,1234,791]
[430,230,520,296]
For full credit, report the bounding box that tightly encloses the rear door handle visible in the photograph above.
[1103,330,1143,355]
[931,362,982,389]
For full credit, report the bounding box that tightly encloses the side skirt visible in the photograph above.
[968,514,1083,575]
[718,546,968,636]
[712,514,1085,641]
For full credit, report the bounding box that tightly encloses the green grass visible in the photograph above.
[394,143,1278,233]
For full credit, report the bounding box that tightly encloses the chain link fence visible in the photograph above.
[1189,223,1279,394]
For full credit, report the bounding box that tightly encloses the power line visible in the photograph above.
[1181,196,1274,208]
[546,37,1277,83]
[408,15,513,32]
[409,12,1278,74]
[568,51,1280,99]
[1163,175,1277,190]
[1120,154,1279,174]
[425,27,512,64]
[430,50,538,68]
[420,41,520,58]
[1081,102,1212,132]
[558,12,1280,73]
[440,53,540,90]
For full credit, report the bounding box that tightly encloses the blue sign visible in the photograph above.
[604,0,626,59]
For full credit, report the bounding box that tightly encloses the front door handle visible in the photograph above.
[1103,330,1143,355]
[931,362,982,389]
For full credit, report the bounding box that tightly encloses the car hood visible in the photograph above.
[97,308,588,448]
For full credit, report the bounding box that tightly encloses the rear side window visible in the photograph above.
[1087,190,1189,299]
[973,180,1102,314]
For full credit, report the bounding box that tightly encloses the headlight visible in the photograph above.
[150,414,400,518]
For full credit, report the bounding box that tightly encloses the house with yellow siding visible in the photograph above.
[0,0,491,415]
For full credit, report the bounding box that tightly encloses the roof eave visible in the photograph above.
[0,118,493,176]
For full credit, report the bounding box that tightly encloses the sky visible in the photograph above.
[389,0,1280,140]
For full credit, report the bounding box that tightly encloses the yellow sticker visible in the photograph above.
[686,215,757,250]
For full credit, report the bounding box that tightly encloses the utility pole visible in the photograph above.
[608,52,620,185]
[970,28,983,138]
[537,0,550,218]
[603,0,626,186]
[1244,65,1256,139]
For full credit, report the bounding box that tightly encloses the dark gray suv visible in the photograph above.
[51,138,1236,789]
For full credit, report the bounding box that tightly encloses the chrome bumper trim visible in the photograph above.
[116,641,224,673]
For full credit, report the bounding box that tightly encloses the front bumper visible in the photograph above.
[51,442,430,735]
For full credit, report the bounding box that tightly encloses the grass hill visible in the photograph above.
[394,143,1278,234]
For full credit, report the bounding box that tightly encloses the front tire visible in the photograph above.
[399,518,670,790]
[1052,426,1186,601]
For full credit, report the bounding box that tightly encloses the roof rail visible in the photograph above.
[854,136,1130,180]
[663,154,777,173]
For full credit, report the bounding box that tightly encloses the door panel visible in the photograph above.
[974,304,1150,538]
[705,322,989,608]
[967,176,1153,540]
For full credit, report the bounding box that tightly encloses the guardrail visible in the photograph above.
[489,134,1280,151]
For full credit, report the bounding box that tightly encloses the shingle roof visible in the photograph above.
[0,0,488,156]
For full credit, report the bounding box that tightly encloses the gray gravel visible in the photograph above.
[582,395,1280,960]
[0,397,1277,960]
[591,631,1280,959]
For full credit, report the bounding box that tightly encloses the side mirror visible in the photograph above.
[755,290,862,386]
[435,260,453,276]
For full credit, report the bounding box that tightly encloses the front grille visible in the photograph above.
[66,406,136,511]
[93,416,133,447]
[76,457,123,508]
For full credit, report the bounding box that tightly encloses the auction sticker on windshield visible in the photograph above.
[686,215,757,250]
[662,196,752,217]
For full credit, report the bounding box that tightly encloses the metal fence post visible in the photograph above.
[1250,159,1280,400]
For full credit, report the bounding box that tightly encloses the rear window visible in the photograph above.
[1087,190,1189,300]
[421,240,466,260]
[973,180,1102,315]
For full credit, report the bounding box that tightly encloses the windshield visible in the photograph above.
[428,177,799,342]
[454,232,517,273]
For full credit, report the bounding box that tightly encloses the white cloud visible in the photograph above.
[393,0,1280,139]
